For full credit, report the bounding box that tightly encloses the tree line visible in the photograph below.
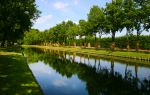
[23,0,150,51]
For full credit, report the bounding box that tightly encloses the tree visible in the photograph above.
[142,0,150,31]
[67,23,79,47]
[134,0,150,51]
[79,20,88,47]
[96,8,106,48]
[59,21,67,46]
[23,29,40,45]
[0,0,40,47]
[122,0,136,50]
[65,20,74,47]
[105,0,124,50]
[88,5,103,48]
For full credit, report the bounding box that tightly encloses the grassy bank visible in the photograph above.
[23,45,150,61]
[0,48,43,95]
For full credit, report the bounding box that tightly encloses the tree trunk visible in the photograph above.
[126,30,130,51]
[94,33,98,48]
[127,42,130,51]
[98,35,101,48]
[68,42,70,48]
[74,41,76,48]
[111,31,116,51]
[79,36,82,47]
[84,36,86,48]
[1,32,7,47]
[136,33,140,52]
[64,37,67,47]
[73,36,76,48]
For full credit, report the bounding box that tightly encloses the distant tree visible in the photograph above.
[59,21,67,46]
[23,29,40,45]
[0,0,40,47]
[65,20,74,47]
[67,23,79,47]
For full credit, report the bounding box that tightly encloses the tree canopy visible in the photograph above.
[0,0,40,47]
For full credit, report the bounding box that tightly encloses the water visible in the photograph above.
[24,48,150,95]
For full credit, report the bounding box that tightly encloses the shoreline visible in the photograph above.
[22,45,150,62]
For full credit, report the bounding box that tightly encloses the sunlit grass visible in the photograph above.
[22,45,150,59]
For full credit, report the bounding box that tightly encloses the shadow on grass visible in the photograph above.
[0,54,43,95]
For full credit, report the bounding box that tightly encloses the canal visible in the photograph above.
[24,48,150,95]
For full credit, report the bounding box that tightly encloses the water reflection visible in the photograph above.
[24,48,150,95]
[29,61,87,95]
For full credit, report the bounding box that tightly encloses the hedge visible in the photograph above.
[74,35,150,50]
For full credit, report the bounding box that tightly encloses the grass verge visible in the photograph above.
[0,48,43,95]
[22,45,150,59]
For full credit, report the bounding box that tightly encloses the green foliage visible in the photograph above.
[105,0,124,42]
[79,20,88,37]
[0,0,40,47]
[23,29,40,45]
[122,0,136,33]
[88,5,104,34]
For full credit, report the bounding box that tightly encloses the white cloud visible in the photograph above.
[53,79,67,87]
[35,14,52,25]
[53,2,69,10]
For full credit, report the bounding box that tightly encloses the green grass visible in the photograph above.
[0,48,43,95]
[23,45,150,59]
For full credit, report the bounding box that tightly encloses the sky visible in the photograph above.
[33,0,149,37]
[33,0,111,31]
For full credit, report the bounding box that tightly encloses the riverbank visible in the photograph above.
[22,45,150,62]
[0,48,43,95]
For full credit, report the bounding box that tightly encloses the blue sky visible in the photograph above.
[33,0,111,31]
[33,0,149,36]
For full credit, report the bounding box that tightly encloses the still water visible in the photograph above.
[24,48,150,95]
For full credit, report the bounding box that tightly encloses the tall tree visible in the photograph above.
[122,0,136,50]
[0,0,40,47]
[79,20,88,47]
[105,0,124,50]
[133,0,150,51]
[88,5,102,48]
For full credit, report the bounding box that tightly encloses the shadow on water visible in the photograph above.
[24,47,150,95]
[0,53,43,95]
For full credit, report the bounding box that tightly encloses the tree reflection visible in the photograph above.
[24,48,150,95]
